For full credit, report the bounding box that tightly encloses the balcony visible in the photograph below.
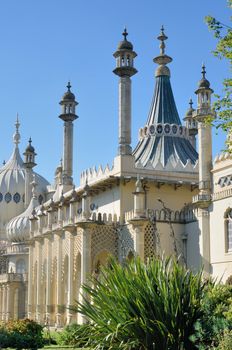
[0,273,28,283]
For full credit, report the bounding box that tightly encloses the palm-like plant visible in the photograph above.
[74,257,205,350]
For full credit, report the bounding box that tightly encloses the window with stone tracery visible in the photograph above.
[225,209,232,253]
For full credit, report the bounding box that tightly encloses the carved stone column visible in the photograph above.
[36,240,42,323]
[27,242,34,319]
[129,219,148,262]
[77,222,95,324]
[55,232,63,328]
[45,237,52,324]
[67,233,74,324]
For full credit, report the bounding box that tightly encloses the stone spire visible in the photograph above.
[113,28,137,156]
[13,114,20,147]
[59,82,78,187]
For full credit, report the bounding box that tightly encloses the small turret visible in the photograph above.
[113,28,137,155]
[184,99,198,149]
[193,65,215,200]
[23,138,37,169]
[59,82,78,186]
[195,64,214,114]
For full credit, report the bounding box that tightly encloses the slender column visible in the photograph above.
[24,168,32,208]
[2,285,6,320]
[6,284,11,321]
[56,234,62,327]
[118,76,132,155]
[67,234,74,324]
[78,224,92,324]
[36,241,42,323]
[198,208,211,275]
[63,121,74,181]
[45,237,52,324]
[27,243,34,319]
[198,122,212,194]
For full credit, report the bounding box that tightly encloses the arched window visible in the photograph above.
[225,209,232,252]
[16,259,26,273]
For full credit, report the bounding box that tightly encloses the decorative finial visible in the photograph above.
[157,25,168,55]
[60,157,63,167]
[3,160,6,165]
[31,174,38,199]
[122,27,128,40]
[201,63,206,79]
[13,114,21,146]
[29,137,32,145]
[67,81,71,91]
[189,98,193,109]
[153,26,172,77]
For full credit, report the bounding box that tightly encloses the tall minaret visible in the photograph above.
[113,28,137,155]
[23,137,37,207]
[194,65,215,196]
[59,82,78,186]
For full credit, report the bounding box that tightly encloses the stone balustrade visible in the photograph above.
[125,208,197,223]
[0,273,28,283]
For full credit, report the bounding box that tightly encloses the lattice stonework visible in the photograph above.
[52,236,58,260]
[74,232,82,257]
[121,225,134,257]
[62,231,70,260]
[144,223,156,261]
[91,225,117,262]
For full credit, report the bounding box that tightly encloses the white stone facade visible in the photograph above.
[0,28,231,326]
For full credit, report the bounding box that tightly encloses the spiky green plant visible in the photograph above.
[73,257,205,350]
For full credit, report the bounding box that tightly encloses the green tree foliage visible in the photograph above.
[74,257,206,350]
[0,319,44,349]
[205,0,232,143]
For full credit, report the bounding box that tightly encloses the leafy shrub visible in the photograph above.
[0,319,44,349]
[57,323,91,347]
[216,330,232,350]
[74,257,206,350]
[190,282,232,349]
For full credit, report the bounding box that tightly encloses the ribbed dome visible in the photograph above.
[117,40,133,50]
[6,196,39,242]
[62,91,75,101]
[0,145,49,234]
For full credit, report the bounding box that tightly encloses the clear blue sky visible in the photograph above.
[0,0,230,185]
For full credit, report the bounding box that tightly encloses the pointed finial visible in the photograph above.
[13,114,21,146]
[189,98,193,109]
[60,157,63,167]
[201,63,206,79]
[122,27,128,40]
[29,137,32,145]
[67,81,71,91]
[3,160,6,165]
[157,25,168,55]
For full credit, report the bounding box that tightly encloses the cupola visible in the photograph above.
[195,64,213,110]
[59,82,78,122]
[23,138,37,169]
[113,28,137,77]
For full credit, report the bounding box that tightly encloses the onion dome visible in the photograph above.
[25,137,35,153]
[133,27,198,170]
[6,177,39,242]
[117,28,133,50]
[198,64,210,89]
[62,81,76,101]
[0,118,49,236]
